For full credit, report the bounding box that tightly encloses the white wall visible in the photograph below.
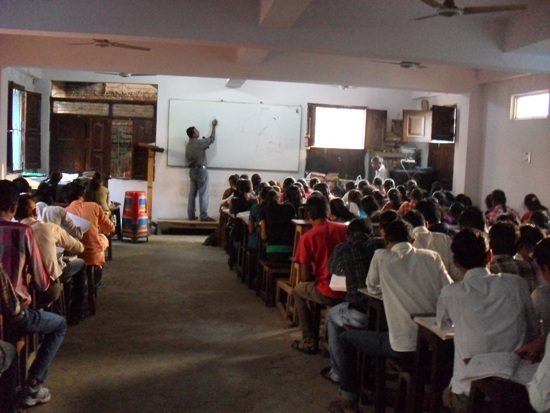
[479,74,550,215]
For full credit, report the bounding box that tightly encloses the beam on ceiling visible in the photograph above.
[259,0,313,28]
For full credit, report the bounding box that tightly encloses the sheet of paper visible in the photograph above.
[464,352,539,385]
[329,274,347,292]
[66,212,92,234]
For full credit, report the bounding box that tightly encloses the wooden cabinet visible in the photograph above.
[403,110,432,143]
[365,109,387,148]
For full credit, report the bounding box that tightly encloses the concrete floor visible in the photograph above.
[31,234,355,413]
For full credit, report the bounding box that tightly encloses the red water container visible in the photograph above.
[122,191,149,242]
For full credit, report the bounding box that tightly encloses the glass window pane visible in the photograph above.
[514,92,549,119]
[11,89,24,171]
[112,104,154,118]
[52,101,109,116]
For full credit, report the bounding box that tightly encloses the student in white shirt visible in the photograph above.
[329,219,452,413]
[437,228,537,413]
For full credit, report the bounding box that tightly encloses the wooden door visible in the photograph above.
[428,143,455,190]
[50,114,87,173]
[131,119,154,180]
[24,91,42,170]
[88,118,111,176]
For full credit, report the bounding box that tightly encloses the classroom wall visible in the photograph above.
[478,74,550,216]
[4,68,546,221]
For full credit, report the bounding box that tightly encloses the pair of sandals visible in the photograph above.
[291,338,318,355]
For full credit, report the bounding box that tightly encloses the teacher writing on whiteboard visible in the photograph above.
[185,119,218,222]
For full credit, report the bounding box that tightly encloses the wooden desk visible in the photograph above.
[412,316,454,413]
[291,219,312,256]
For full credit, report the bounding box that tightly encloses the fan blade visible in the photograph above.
[370,60,400,66]
[419,0,443,9]
[463,4,527,15]
[70,42,95,46]
[109,42,151,51]
[413,13,441,21]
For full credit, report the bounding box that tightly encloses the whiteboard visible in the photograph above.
[167,100,302,171]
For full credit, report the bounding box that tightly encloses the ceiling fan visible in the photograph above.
[70,39,150,51]
[415,0,528,20]
[371,60,426,69]
[97,72,155,77]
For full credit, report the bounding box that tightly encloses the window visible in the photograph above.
[9,86,24,171]
[511,91,549,120]
[308,103,367,149]
[7,82,41,172]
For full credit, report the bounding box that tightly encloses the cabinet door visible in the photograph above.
[403,110,432,143]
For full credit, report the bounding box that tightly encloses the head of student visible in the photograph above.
[488,221,518,256]
[305,192,329,221]
[451,228,490,271]
[62,182,86,204]
[383,219,413,246]
[458,206,486,231]
[15,194,36,221]
[0,180,20,214]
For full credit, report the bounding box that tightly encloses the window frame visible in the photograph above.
[511,90,549,121]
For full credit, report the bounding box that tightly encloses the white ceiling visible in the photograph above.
[1,0,549,92]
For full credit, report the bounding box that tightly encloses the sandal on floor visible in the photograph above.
[327,400,361,413]
[291,339,319,355]
[320,366,339,385]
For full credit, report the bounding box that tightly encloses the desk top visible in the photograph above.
[414,316,454,340]
[358,287,383,300]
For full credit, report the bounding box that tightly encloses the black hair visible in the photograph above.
[306,192,329,220]
[382,178,395,192]
[386,188,402,210]
[449,202,466,220]
[186,126,196,138]
[416,199,440,225]
[372,177,383,187]
[282,176,296,190]
[297,179,309,192]
[488,221,518,256]
[12,177,31,195]
[378,210,399,231]
[345,180,356,192]
[452,228,490,269]
[348,218,373,237]
[454,194,472,208]
[524,193,548,212]
[15,194,35,221]
[0,180,20,212]
[62,182,85,204]
[312,183,330,201]
[516,224,545,251]
[329,198,355,222]
[403,209,425,229]
[308,177,320,188]
[228,174,239,187]
[285,185,303,215]
[383,219,413,244]
[251,173,262,186]
[534,237,550,268]
[458,207,486,231]
[89,172,102,191]
[491,189,507,211]
[360,195,380,217]
[236,179,252,194]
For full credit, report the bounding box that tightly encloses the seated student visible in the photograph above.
[329,219,451,413]
[437,228,537,413]
[284,184,304,219]
[228,179,256,268]
[322,214,391,385]
[297,179,313,199]
[403,209,460,281]
[516,224,546,291]
[448,202,466,226]
[329,198,355,223]
[327,178,345,199]
[381,188,402,212]
[397,187,423,216]
[521,193,548,224]
[0,181,67,408]
[346,190,364,217]
[35,184,83,240]
[517,237,550,413]
[259,189,295,262]
[41,171,63,205]
[416,199,454,235]
[360,195,381,221]
[457,206,487,232]
[486,189,520,226]
[12,177,32,195]
[531,211,550,235]
[64,182,114,287]
[489,221,536,288]
[313,182,331,202]
[220,174,239,210]
[292,193,347,355]
[250,173,262,196]
[83,172,111,217]
[15,194,87,324]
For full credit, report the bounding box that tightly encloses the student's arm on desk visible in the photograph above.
[435,291,453,331]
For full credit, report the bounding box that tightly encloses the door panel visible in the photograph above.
[50,115,87,173]
[24,91,41,170]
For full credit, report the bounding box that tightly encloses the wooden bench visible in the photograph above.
[156,218,218,234]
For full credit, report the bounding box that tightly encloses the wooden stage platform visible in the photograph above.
[156,218,218,234]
